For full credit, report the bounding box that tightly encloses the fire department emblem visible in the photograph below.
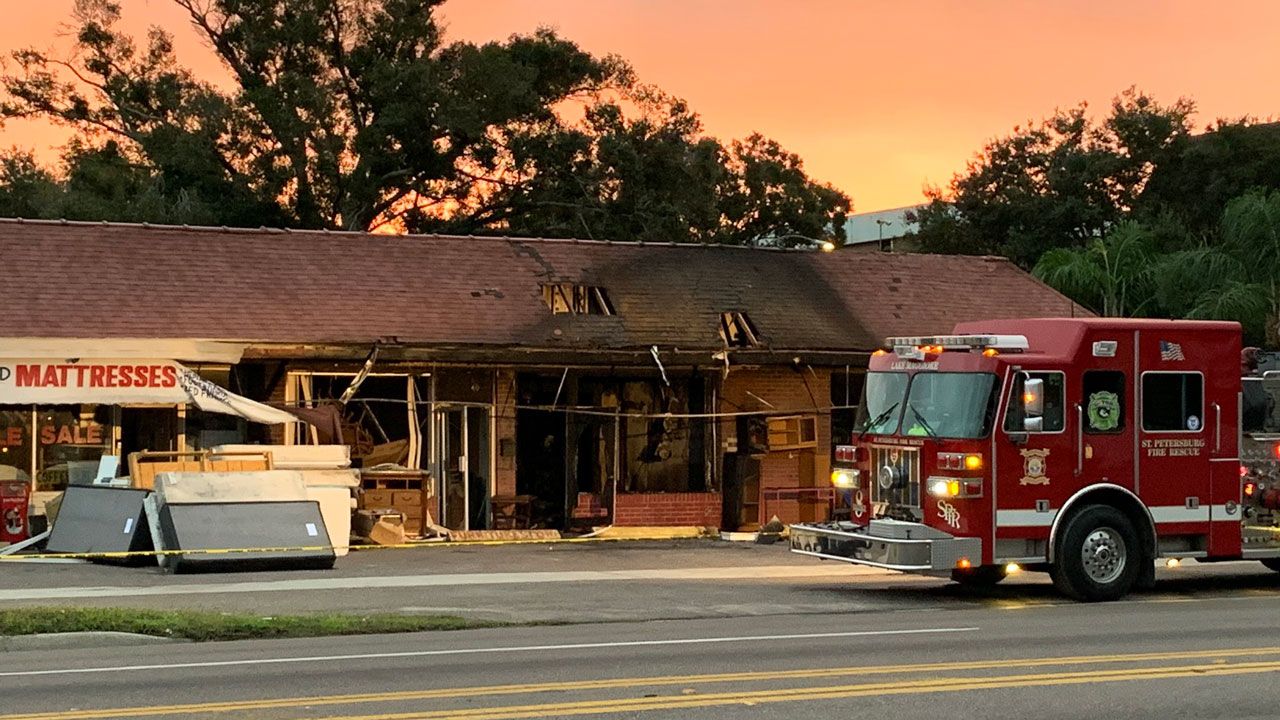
[937,500,961,529]
[1020,448,1050,486]
[1087,391,1121,432]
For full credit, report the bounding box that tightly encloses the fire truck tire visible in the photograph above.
[950,565,1007,587]
[1260,558,1280,572]
[1051,505,1141,602]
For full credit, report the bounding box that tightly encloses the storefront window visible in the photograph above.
[35,405,113,491]
[0,408,33,483]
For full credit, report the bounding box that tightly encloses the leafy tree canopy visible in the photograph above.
[909,89,1196,268]
[1032,191,1280,345]
[0,0,849,245]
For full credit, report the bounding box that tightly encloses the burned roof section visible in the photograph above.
[0,219,1087,354]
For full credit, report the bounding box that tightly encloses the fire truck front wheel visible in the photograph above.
[1051,505,1141,602]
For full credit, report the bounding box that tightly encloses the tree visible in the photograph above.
[2,0,624,231]
[1155,190,1280,346]
[910,89,1195,268]
[0,150,61,218]
[0,0,850,244]
[1139,120,1280,235]
[1033,221,1160,317]
[447,91,734,242]
[720,134,851,247]
[458,90,850,246]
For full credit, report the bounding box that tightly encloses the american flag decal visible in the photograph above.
[1160,341,1185,361]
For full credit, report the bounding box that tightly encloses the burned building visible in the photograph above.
[0,220,1085,531]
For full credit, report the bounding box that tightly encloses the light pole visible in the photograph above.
[875,219,894,251]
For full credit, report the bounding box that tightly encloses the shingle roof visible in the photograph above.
[0,219,1088,353]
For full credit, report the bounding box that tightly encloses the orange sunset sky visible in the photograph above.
[1,0,1278,212]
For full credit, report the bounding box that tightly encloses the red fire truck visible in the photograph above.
[791,318,1280,601]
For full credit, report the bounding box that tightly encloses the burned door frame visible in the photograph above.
[431,402,495,531]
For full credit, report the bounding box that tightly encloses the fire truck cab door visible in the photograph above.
[1077,349,1136,497]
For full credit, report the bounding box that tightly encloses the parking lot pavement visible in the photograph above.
[4,539,1279,624]
[0,538,875,588]
[0,539,916,622]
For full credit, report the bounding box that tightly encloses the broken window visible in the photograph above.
[542,284,614,315]
[285,372,424,469]
[720,312,759,348]
[766,415,818,450]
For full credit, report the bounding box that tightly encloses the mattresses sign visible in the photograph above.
[0,358,298,425]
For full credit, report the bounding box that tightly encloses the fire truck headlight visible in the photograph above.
[1005,563,1022,575]
[929,479,962,497]
[831,470,859,489]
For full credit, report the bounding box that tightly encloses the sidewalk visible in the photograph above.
[0,539,915,623]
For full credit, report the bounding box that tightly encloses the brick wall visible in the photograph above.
[494,370,517,497]
[719,366,833,525]
[613,492,722,528]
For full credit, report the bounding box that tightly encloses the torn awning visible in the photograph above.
[0,359,297,425]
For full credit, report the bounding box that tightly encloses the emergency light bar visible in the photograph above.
[887,334,1029,353]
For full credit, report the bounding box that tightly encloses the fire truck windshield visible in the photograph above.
[855,372,908,436]
[856,371,998,439]
[904,372,999,439]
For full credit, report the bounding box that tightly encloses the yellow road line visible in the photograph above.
[295,660,1280,720]
[7,646,1280,720]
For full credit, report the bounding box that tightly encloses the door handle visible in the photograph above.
[1213,402,1221,454]
[1075,403,1084,476]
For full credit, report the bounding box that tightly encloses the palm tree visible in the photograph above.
[1156,190,1279,346]
[1033,221,1159,317]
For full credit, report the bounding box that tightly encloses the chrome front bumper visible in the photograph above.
[789,519,982,576]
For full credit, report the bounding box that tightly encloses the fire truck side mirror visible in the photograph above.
[1023,377,1045,418]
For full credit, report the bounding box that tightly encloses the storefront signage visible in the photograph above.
[2,424,105,445]
[1,360,194,405]
[0,363,178,390]
[0,358,297,425]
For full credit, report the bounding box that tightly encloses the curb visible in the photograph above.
[0,631,190,652]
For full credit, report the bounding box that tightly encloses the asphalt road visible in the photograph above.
[7,539,1280,623]
[6,559,1280,719]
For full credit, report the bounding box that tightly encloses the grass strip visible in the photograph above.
[0,607,503,642]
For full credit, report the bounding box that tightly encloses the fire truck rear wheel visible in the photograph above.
[951,565,1007,587]
[1051,505,1141,602]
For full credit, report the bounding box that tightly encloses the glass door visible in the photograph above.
[437,406,467,531]
[434,404,492,531]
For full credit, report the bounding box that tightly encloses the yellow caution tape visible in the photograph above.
[0,533,689,561]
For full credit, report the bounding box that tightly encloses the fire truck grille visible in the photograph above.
[870,445,921,515]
